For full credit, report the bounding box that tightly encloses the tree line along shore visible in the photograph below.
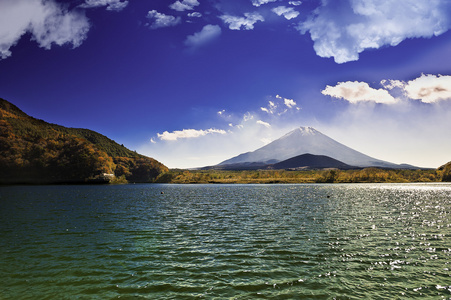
[154,167,449,184]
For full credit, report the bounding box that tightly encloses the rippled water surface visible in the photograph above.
[1,183,450,299]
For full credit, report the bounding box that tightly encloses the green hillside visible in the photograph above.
[439,161,451,182]
[0,98,168,184]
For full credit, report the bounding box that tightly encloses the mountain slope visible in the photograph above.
[203,153,356,170]
[271,153,356,170]
[0,98,168,184]
[439,161,451,182]
[219,127,407,168]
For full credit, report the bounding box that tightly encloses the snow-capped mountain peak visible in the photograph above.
[218,126,403,168]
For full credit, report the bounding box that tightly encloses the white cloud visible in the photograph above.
[188,12,202,18]
[261,100,277,114]
[169,0,200,12]
[0,0,90,60]
[289,1,302,6]
[185,24,221,50]
[322,81,397,104]
[251,0,277,7]
[324,74,451,105]
[380,79,405,90]
[298,0,451,63]
[272,6,300,20]
[404,74,451,103]
[220,12,264,30]
[284,98,297,108]
[243,112,254,121]
[261,96,301,115]
[80,0,128,11]
[257,120,271,128]
[147,10,181,29]
[276,95,300,110]
[157,128,227,141]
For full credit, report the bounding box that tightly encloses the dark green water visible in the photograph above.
[0,183,450,299]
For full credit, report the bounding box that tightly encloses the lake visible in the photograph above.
[1,183,450,299]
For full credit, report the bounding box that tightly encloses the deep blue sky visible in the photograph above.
[1,0,451,168]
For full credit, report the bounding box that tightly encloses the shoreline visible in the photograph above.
[2,167,446,185]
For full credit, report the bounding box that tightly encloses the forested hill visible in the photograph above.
[439,161,451,182]
[0,98,168,184]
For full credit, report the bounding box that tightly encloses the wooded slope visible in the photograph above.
[0,99,167,184]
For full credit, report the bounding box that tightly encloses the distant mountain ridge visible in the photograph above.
[271,153,356,170]
[218,127,417,169]
[202,153,357,171]
[0,98,168,184]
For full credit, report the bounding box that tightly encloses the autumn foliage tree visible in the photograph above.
[0,98,167,184]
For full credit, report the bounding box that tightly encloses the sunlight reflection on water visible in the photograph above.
[0,183,450,299]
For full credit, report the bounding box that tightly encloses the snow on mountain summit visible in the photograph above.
[282,127,318,137]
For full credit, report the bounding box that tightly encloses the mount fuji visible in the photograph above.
[217,127,415,169]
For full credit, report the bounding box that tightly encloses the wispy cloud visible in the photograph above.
[380,79,405,90]
[243,112,254,121]
[80,0,128,11]
[251,0,277,7]
[277,95,299,109]
[257,120,271,128]
[220,12,264,30]
[272,6,300,20]
[185,24,221,51]
[188,12,202,18]
[0,0,90,60]
[261,95,300,114]
[322,81,397,104]
[289,1,302,6]
[147,10,181,29]
[261,101,277,114]
[298,0,451,63]
[169,0,200,12]
[157,128,227,141]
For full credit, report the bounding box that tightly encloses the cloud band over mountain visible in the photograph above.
[323,74,451,104]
